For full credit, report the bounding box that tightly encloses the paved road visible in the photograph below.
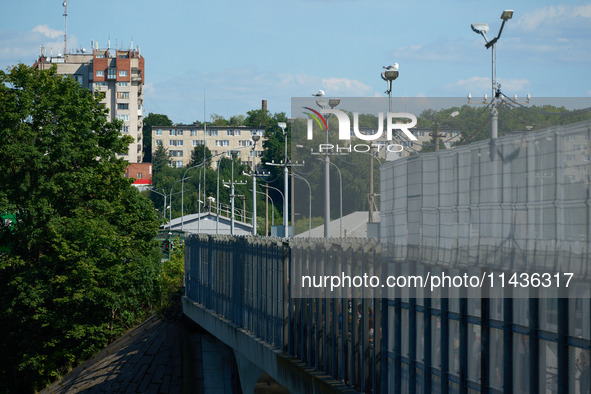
[41,315,238,394]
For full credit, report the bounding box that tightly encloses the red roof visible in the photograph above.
[133,179,152,185]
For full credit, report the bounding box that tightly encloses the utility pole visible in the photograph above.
[223,153,247,235]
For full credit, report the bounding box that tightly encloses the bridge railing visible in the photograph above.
[185,234,383,393]
[185,234,288,350]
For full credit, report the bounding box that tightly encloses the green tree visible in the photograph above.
[189,145,212,167]
[245,108,270,127]
[153,144,171,174]
[210,113,228,126]
[229,114,245,126]
[0,64,161,393]
[142,113,173,163]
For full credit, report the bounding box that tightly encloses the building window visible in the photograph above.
[122,125,129,133]
[117,92,129,99]
[227,129,241,136]
[107,68,117,79]
[117,114,129,121]
[177,130,184,136]
[192,140,205,146]
[156,129,162,136]
[96,70,104,77]
[251,130,264,137]
[169,140,177,146]
[238,140,253,147]
[169,129,176,136]
[117,103,129,110]
[155,140,162,146]
[207,130,218,136]
[137,173,142,179]
[119,70,128,77]
[169,150,184,157]
[190,130,197,136]
[215,140,229,147]
[118,81,128,87]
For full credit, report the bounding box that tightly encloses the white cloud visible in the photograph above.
[516,4,591,31]
[32,25,63,39]
[0,26,79,70]
[321,77,373,96]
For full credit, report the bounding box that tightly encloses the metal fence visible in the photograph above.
[185,234,590,393]
[185,234,384,392]
[380,120,591,393]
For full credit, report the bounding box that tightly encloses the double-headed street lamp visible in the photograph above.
[471,10,513,141]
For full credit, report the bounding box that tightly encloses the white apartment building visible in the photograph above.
[152,126,266,168]
[34,43,145,163]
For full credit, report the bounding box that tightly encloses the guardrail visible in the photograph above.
[185,234,383,392]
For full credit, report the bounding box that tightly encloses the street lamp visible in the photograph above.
[292,173,312,237]
[381,63,399,113]
[315,97,341,237]
[471,10,513,140]
[375,64,400,223]
[251,134,261,235]
[278,122,289,237]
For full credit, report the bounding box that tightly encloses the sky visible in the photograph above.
[1,0,590,124]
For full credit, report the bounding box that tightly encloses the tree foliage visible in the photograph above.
[0,64,161,393]
[142,112,173,163]
[189,145,212,167]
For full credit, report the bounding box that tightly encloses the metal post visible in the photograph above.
[491,42,498,140]
[265,186,269,236]
[291,172,295,228]
[216,160,220,234]
[324,153,330,237]
[231,157,235,235]
[252,145,257,235]
[284,132,289,238]
[368,145,374,223]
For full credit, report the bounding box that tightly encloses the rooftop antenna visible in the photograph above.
[63,0,68,56]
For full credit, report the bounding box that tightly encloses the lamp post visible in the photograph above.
[251,134,261,235]
[254,190,275,227]
[471,10,513,141]
[261,183,285,234]
[292,173,312,237]
[278,122,289,237]
[181,162,207,231]
[376,65,400,223]
[316,97,341,237]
